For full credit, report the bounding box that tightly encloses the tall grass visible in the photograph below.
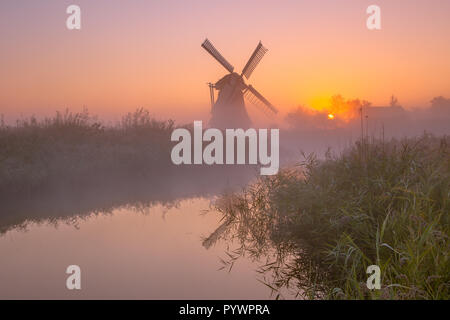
[0,109,256,234]
[0,108,175,194]
[211,134,449,299]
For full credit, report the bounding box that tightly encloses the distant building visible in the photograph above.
[363,105,409,137]
[430,96,450,115]
[365,105,406,121]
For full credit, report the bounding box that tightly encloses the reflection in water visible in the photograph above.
[0,165,294,299]
[0,198,273,299]
[0,165,257,235]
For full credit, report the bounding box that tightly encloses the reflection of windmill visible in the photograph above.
[201,39,278,129]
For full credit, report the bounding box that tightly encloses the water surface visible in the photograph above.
[0,197,275,299]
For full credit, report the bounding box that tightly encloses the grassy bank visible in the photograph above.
[212,135,449,299]
[0,108,176,194]
[0,109,257,234]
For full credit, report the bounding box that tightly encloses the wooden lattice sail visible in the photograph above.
[201,39,278,129]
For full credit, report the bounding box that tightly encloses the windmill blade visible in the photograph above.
[244,85,278,115]
[201,39,234,73]
[241,42,268,80]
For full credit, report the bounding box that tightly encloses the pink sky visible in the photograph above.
[1,0,449,123]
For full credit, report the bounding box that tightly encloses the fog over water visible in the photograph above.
[0,165,285,299]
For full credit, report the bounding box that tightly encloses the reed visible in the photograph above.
[212,134,450,299]
[0,108,175,195]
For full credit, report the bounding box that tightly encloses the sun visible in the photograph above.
[327,113,335,120]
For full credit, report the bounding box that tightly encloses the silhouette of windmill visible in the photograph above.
[201,39,278,129]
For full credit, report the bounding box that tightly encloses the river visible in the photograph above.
[0,196,278,299]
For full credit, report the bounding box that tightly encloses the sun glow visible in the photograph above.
[309,96,330,112]
[306,94,363,123]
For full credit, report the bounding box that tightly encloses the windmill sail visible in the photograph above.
[202,38,277,126]
[244,85,278,115]
[241,42,268,80]
[201,39,234,73]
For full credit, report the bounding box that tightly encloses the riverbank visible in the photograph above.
[212,134,449,299]
[0,109,257,233]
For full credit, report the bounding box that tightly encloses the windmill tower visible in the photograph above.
[201,39,278,129]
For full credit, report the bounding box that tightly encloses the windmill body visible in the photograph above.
[210,73,252,129]
[201,39,278,129]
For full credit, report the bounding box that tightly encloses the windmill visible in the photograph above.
[201,39,278,129]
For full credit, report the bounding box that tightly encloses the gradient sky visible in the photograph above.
[1,0,449,123]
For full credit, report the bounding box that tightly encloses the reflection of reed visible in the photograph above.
[202,220,230,249]
[210,135,450,300]
[0,109,256,234]
[0,164,255,235]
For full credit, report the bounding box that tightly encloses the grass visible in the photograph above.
[0,108,176,194]
[0,108,256,234]
[211,134,450,299]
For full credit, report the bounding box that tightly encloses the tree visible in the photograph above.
[390,95,399,107]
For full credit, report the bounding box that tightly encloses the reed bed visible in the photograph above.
[0,108,175,195]
[0,109,256,234]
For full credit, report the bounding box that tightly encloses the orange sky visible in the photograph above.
[1,0,449,123]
